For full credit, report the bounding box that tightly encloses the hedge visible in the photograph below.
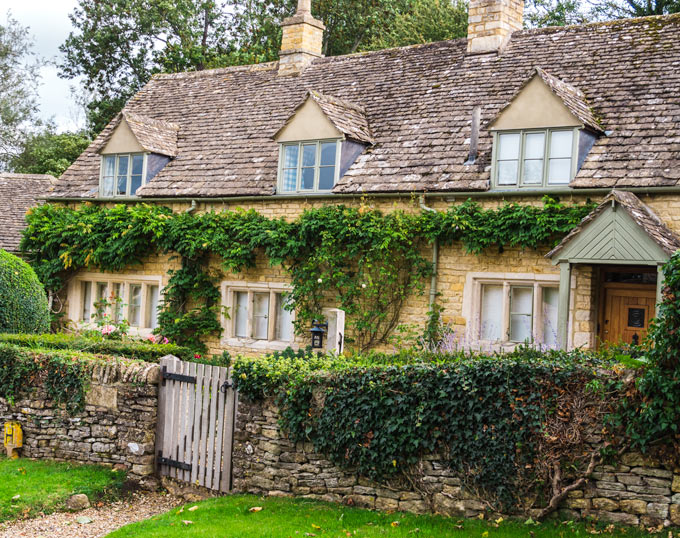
[0,249,49,334]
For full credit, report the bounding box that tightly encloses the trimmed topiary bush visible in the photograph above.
[0,249,50,334]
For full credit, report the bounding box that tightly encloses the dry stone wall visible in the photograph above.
[233,398,680,526]
[0,361,160,489]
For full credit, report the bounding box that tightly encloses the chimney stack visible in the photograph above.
[279,0,325,75]
[467,0,523,54]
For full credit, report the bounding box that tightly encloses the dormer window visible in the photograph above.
[101,153,147,197]
[279,140,340,193]
[494,128,577,188]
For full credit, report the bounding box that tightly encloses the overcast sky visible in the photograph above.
[6,0,83,132]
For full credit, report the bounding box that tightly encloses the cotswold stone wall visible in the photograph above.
[233,398,680,527]
[0,361,160,489]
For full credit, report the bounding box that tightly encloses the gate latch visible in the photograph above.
[158,452,192,471]
[220,380,232,394]
[161,366,197,385]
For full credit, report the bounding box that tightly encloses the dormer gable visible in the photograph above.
[95,111,180,157]
[489,68,603,132]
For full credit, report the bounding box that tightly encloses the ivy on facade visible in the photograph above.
[21,197,594,352]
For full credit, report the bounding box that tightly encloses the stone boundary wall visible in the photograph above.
[0,361,160,489]
[233,398,680,527]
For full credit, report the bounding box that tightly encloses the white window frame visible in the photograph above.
[99,153,148,197]
[491,128,580,189]
[463,272,566,350]
[68,272,163,336]
[221,281,297,351]
[277,139,342,194]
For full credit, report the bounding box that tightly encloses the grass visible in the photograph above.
[0,455,126,522]
[107,494,665,538]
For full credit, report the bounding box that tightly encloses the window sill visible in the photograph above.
[222,336,298,351]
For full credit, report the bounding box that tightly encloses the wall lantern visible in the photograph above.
[310,320,328,349]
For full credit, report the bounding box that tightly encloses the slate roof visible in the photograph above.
[52,14,680,199]
[309,91,374,144]
[546,190,680,259]
[93,110,179,157]
[489,68,604,133]
[0,173,55,253]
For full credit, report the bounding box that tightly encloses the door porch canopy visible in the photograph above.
[546,190,680,349]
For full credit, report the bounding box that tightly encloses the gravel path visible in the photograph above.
[0,492,181,538]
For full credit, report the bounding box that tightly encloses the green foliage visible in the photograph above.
[611,251,680,453]
[233,347,617,510]
[8,128,91,178]
[363,0,468,51]
[0,249,49,334]
[22,199,593,353]
[0,332,196,363]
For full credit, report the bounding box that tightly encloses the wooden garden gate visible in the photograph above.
[156,355,237,492]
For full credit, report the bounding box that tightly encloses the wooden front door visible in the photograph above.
[600,284,656,346]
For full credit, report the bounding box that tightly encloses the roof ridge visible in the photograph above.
[518,11,680,35]
[0,173,55,181]
[122,110,180,131]
[309,90,367,114]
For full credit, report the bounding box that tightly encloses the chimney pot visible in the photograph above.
[279,0,325,75]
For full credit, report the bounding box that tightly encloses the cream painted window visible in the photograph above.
[493,128,578,188]
[223,283,295,344]
[100,153,147,197]
[474,277,559,348]
[278,140,340,193]
[72,275,162,332]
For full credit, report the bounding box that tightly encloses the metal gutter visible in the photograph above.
[42,186,680,204]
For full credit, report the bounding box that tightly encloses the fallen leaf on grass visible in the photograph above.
[312,524,321,529]
[11,494,20,501]
[188,505,199,512]
[249,506,264,512]
[391,521,400,527]
[304,533,316,537]
[182,520,194,526]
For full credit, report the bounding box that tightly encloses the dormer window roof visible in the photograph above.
[489,68,604,189]
[273,91,373,194]
[94,110,180,157]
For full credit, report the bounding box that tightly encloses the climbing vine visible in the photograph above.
[21,197,594,352]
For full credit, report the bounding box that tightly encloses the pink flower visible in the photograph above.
[101,325,116,336]
[146,334,156,342]
[162,337,169,344]
[194,354,202,359]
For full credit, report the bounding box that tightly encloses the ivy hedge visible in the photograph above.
[0,249,50,334]
[233,347,625,511]
[0,333,196,363]
[21,198,594,352]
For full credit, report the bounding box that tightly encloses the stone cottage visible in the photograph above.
[48,0,680,355]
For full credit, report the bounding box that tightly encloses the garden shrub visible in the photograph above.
[0,249,49,334]
[0,332,195,363]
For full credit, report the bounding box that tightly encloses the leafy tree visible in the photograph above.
[524,0,590,27]
[362,0,468,51]
[0,249,50,334]
[59,0,235,137]
[0,13,41,168]
[8,128,91,178]
[591,0,680,18]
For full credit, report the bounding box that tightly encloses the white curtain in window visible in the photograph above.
[81,281,92,322]
[129,284,142,327]
[542,287,559,348]
[234,292,248,337]
[481,285,503,340]
[147,285,160,329]
[548,130,573,184]
[510,286,533,342]
[275,293,293,341]
[497,133,520,185]
[253,293,270,339]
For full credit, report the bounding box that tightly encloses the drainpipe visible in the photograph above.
[185,199,197,213]
[419,195,439,307]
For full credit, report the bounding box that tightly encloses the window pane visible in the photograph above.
[524,132,545,159]
[510,287,533,342]
[102,156,116,196]
[234,292,248,337]
[130,175,143,194]
[302,144,316,167]
[253,293,270,340]
[523,160,543,184]
[550,130,573,158]
[282,168,297,192]
[112,283,124,323]
[542,287,559,348]
[117,155,129,175]
[320,142,336,166]
[283,145,299,168]
[102,176,114,197]
[275,293,293,341]
[132,155,144,175]
[301,167,315,190]
[548,158,572,184]
[147,285,159,329]
[319,166,335,190]
[95,282,109,320]
[481,285,503,341]
[497,160,519,185]
[498,133,520,160]
[129,284,142,327]
[81,281,92,322]
[103,155,116,176]
[117,175,128,196]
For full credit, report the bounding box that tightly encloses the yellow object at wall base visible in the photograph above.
[4,422,22,459]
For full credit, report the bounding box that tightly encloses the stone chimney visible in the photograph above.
[467,0,523,54]
[279,0,325,75]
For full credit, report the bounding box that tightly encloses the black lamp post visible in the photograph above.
[310,320,328,349]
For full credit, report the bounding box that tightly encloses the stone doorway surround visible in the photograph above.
[546,190,680,350]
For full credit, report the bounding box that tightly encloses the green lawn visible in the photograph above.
[108,494,665,538]
[0,455,125,522]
